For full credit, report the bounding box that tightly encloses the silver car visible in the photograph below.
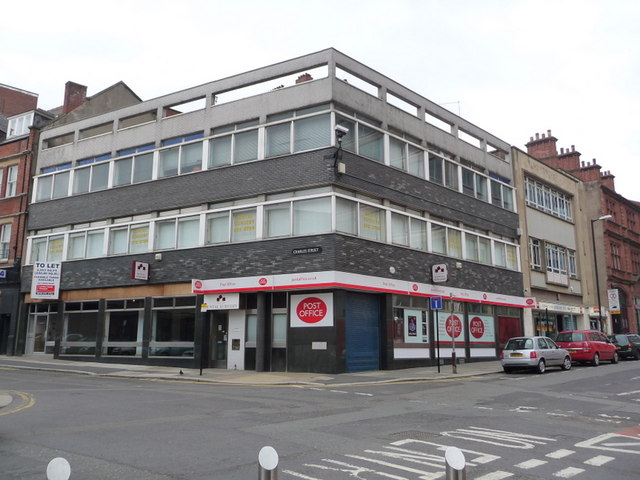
[501,336,572,374]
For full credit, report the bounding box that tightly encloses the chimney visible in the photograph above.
[295,73,313,84]
[63,81,87,114]
[526,129,558,161]
[601,170,616,191]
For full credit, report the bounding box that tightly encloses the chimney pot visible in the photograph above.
[571,145,575,152]
[535,133,540,140]
[547,129,551,136]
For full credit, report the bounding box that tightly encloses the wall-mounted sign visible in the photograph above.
[432,264,448,283]
[290,293,334,327]
[292,247,322,255]
[31,262,62,299]
[608,289,621,314]
[131,261,150,281]
[202,293,240,311]
[0,269,6,279]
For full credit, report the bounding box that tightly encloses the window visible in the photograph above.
[632,250,640,274]
[545,243,567,275]
[462,168,475,196]
[150,297,195,357]
[293,197,331,235]
[524,177,572,221]
[86,230,105,258]
[611,242,621,270]
[568,249,577,278]
[407,145,424,178]
[476,175,487,201]
[431,224,447,254]
[336,197,357,235]
[206,212,230,244]
[359,205,385,241]
[231,208,257,242]
[358,124,383,162]
[209,135,232,167]
[129,224,149,253]
[465,233,479,262]
[448,229,462,258]
[0,223,11,259]
[389,137,405,169]
[429,154,443,184]
[478,237,491,264]
[178,216,200,248]
[391,213,409,246]
[266,123,291,157]
[264,203,291,238]
[234,130,259,163]
[529,238,542,270]
[294,113,330,151]
[52,171,70,198]
[109,228,129,255]
[156,220,176,250]
[159,135,203,177]
[410,218,427,251]
[444,160,458,190]
[6,166,18,197]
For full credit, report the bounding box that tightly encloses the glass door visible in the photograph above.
[210,311,228,368]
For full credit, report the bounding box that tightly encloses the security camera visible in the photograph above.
[335,125,349,138]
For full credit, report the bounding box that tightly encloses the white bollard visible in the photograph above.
[445,446,466,480]
[46,457,71,480]
[258,446,279,480]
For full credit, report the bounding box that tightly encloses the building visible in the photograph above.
[512,146,597,338]
[19,49,531,373]
[0,84,54,355]
[526,131,640,334]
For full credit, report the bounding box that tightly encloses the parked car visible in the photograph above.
[608,334,640,360]
[555,330,618,366]
[501,336,572,374]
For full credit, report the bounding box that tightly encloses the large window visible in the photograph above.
[104,300,144,357]
[0,223,11,259]
[525,177,572,221]
[150,297,196,357]
[159,134,203,177]
[293,197,331,235]
[6,165,18,197]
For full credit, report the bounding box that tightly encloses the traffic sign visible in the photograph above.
[430,296,443,310]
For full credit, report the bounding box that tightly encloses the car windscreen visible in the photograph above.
[556,332,585,342]
[505,338,533,350]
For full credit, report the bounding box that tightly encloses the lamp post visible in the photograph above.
[591,214,613,332]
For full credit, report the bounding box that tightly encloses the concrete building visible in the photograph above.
[19,49,531,373]
[512,146,597,338]
[526,131,640,334]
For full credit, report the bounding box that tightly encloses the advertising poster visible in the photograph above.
[290,293,334,327]
[468,315,495,344]
[31,262,62,300]
[404,309,428,343]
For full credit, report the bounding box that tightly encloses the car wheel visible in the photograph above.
[611,351,619,364]
[561,356,572,370]
[536,359,546,374]
[634,349,640,361]
[592,353,600,366]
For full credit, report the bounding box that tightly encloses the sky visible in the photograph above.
[3,0,639,200]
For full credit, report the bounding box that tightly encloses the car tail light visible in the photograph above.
[530,351,537,359]
[500,351,504,359]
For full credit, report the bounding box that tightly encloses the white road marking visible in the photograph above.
[515,458,547,469]
[283,470,323,479]
[553,466,584,478]
[616,390,640,396]
[546,449,575,459]
[474,471,513,480]
[442,426,555,449]
[598,413,631,420]
[354,392,373,396]
[510,406,538,413]
[584,455,614,466]
[391,439,500,464]
[342,455,445,480]
[329,390,348,394]
[576,433,640,454]
[306,459,412,479]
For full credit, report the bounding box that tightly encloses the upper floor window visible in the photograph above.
[6,166,18,197]
[0,223,11,259]
[7,112,34,138]
[525,177,572,221]
[159,133,204,178]
[611,242,621,270]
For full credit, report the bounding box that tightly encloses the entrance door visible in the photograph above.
[210,311,228,368]
[345,293,380,372]
[26,315,48,354]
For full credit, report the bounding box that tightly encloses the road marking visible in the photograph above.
[576,433,640,454]
[391,439,500,465]
[474,471,513,480]
[329,390,348,394]
[515,459,547,469]
[510,406,537,413]
[553,466,584,478]
[616,390,640,396]
[354,392,373,396]
[546,449,574,459]
[0,391,36,416]
[584,455,614,466]
[441,426,555,449]
[282,470,323,479]
[326,457,441,480]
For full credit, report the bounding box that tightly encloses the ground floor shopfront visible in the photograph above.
[19,270,532,373]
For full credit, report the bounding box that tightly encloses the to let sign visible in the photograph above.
[31,262,62,299]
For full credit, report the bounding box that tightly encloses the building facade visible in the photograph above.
[19,49,531,373]
[526,131,640,334]
[513,147,598,338]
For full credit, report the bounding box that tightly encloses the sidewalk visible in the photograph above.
[0,355,502,407]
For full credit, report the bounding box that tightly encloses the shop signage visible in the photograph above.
[290,293,334,327]
[131,261,150,281]
[202,293,240,311]
[432,264,448,283]
[292,247,322,255]
[468,315,495,343]
[608,289,621,314]
[31,262,62,300]
[404,309,428,343]
[0,269,6,279]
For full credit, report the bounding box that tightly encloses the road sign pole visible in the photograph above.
[436,310,441,373]
[450,293,457,374]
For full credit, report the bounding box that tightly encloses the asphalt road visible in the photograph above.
[1,360,639,479]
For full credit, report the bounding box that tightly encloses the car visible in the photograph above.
[555,330,618,366]
[608,334,640,360]
[501,336,572,374]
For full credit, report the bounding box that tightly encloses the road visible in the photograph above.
[1,360,639,479]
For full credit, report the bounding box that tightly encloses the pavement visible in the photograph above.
[0,355,503,409]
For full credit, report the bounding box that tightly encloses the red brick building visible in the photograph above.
[526,130,640,334]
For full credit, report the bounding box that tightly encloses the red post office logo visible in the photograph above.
[445,315,463,338]
[258,277,268,286]
[296,297,328,324]
[469,316,485,339]
[194,280,203,289]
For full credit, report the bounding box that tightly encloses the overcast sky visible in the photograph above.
[3,0,639,200]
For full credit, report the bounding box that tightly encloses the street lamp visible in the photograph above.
[591,214,613,331]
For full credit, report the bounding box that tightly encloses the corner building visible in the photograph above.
[22,49,529,373]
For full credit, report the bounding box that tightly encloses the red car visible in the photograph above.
[555,330,619,366]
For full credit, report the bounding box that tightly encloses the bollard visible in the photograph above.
[258,445,278,480]
[46,457,71,480]
[445,446,466,480]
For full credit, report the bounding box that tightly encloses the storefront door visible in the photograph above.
[210,311,228,368]
[26,315,48,354]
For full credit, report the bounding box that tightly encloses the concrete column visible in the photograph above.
[255,292,267,372]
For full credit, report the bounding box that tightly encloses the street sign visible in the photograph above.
[432,264,448,282]
[430,296,443,310]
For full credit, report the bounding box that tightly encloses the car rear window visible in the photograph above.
[556,332,585,342]
[505,338,533,350]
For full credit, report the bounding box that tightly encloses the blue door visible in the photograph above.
[345,293,380,372]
